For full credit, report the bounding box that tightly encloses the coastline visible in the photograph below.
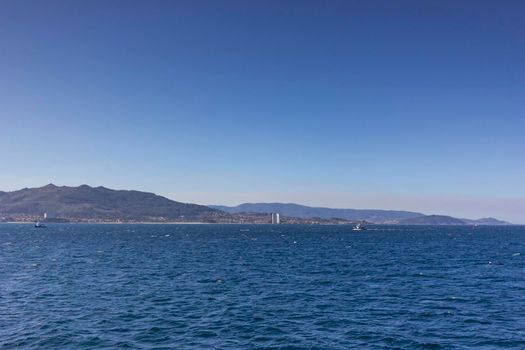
[2,221,213,225]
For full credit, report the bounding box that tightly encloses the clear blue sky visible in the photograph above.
[1,0,524,222]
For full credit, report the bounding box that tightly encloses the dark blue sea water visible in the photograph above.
[1,224,524,349]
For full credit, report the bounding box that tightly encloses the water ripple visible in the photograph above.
[0,224,524,349]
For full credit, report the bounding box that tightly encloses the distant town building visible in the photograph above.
[43,212,47,219]
[271,213,280,224]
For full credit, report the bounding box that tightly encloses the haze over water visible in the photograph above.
[2,224,524,349]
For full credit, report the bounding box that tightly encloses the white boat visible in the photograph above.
[34,221,46,228]
[353,222,366,231]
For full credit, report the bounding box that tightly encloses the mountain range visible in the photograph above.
[210,203,509,225]
[0,184,510,224]
[210,203,422,223]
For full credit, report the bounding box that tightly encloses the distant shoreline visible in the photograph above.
[1,221,519,226]
[2,221,213,225]
[1,184,513,225]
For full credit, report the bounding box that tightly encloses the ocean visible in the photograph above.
[1,224,524,349]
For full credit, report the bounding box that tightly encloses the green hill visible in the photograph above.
[0,184,226,222]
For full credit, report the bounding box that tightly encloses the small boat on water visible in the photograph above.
[34,221,46,228]
[353,222,366,231]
